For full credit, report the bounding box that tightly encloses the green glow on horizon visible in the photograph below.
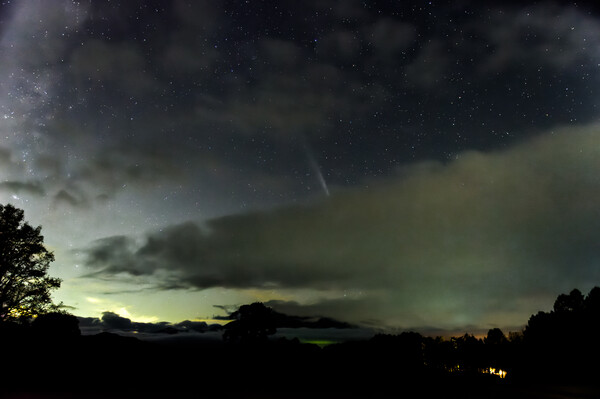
[300,339,337,347]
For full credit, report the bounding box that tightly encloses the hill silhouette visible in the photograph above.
[1,288,600,397]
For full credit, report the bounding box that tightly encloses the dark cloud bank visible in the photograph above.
[83,124,600,331]
[77,305,369,344]
[78,311,222,336]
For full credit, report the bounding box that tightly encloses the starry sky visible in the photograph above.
[1,0,600,335]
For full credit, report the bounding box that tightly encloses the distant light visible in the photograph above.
[485,367,507,379]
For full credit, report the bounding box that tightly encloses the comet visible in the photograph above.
[303,140,330,197]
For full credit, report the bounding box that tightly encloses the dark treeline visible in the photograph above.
[2,288,600,397]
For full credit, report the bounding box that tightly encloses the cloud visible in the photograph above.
[84,236,140,274]
[404,39,450,89]
[260,38,305,68]
[223,302,354,329]
[193,50,345,140]
[0,181,45,197]
[38,144,185,209]
[399,3,600,91]
[81,124,600,328]
[171,0,223,34]
[312,0,368,21]
[317,30,362,63]
[101,311,134,330]
[0,0,88,68]
[474,3,600,74]
[0,148,23,177]
[52,189,88,209]
[0,0,89,135]
[69,40,155,95]
[158,1,224,77]
[34,154,63,179]
[160,36,220,76]
[175,320,209,333]
[78,312,221,336]
[265,298,383,327]
[75,151,181,195]
[367,18,417,56]
[0,147,11,166]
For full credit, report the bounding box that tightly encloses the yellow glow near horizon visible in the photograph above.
[84,297,159,323]
[109,307,159,323]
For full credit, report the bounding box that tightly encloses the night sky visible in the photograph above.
[2,0,600,335]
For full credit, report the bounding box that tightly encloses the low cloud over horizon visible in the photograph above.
[81,124,600,331]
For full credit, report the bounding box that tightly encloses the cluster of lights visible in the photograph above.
[445,365,508,379]
[484,367,507,379]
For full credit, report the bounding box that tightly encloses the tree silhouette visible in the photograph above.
[553,288,584,314]
[485,328,508,346]
[0,204,61,323]
[32,312,80,339]
[223,302,277,344]
[520,286,600,381]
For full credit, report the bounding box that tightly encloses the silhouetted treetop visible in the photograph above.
[223,302,277,343]
[553,288,584,313]
[0,204,61,323]
[485,328,508,346]
[585,286,600,312]
[520,286,600,381]
[32,312,80,338]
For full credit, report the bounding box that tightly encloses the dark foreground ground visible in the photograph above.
[1,332,599,398]
[2,387,600,399]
